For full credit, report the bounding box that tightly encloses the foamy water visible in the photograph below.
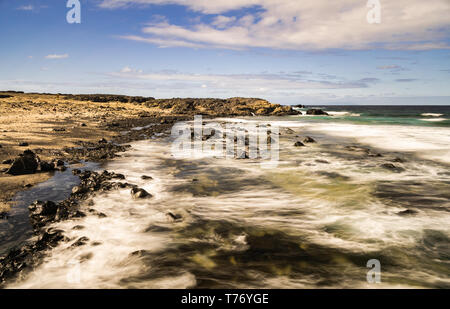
[6,118,450,289]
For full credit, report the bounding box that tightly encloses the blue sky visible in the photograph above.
[0,0,449,105]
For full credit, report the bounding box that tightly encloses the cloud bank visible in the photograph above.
[100,0,450,50]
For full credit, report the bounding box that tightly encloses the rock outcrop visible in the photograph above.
[306,109,329,115]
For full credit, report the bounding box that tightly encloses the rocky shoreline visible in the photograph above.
[0,91,303,286]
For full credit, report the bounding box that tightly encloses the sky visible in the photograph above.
[0,0,449,105]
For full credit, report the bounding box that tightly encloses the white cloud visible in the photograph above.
[120,66,143,73]
[211,15,237,29]
[108,68,376,92]
[45,54,69,59]
[17,5,34,11]
[103,0,450,50]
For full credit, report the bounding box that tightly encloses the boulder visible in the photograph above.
[6,150,39,175]
[38,161,55,172]
[131,187,152,199]
[28,201,58,217]
[294,141,305,147]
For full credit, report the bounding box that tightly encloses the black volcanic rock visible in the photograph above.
[6,150,39,175]
[306,109,329,115]
[131,187,152,199]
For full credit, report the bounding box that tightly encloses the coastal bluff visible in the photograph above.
[63,94,301,117]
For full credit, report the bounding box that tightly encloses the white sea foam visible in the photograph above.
[299,122,450,164]
[7,118,450,289]
[421,113,443,117]
[419,118,447,122]
[327,111,361,117]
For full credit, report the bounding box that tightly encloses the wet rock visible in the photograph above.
[283,128,295,134]
[317,171,350,181]
[294,141,305,147]
[306,109,329,116]
[28,200,58,216]
[111,173,125,180]
[35,230,67,250]
[380,163,405,172]
[303,136,316,143]
[52,128,66,132]
[131,187,152,199]
[2,159,12,164]
[393,157,406,163]
[71,186,86,195]
[98,138,108,144]
[5,150,39,175]
[141,175,153,180]
[64,142,131,161]
[80,123,87,127]
[397,209,418,216]
[18,142,29,147]
[315,159,329,164]
[166,212,182,222]
[53,159,65,167]
[24,183,33,188]
[72,225,85,230]
[28,201,60,228]
[55,165,67,172]
[38,161,55,172]
[71,236,90,247]
[79,252,93,262]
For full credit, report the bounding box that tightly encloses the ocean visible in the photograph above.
[2,105,449,288]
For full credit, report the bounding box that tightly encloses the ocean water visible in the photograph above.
[3,106,450,288]
[295,105,450,127]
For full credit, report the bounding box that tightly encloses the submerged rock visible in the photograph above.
[380,163,405,172]
[392,157,406,163]
[294,141,305,147]
[303,136,316,143]
[71,236,90,247]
